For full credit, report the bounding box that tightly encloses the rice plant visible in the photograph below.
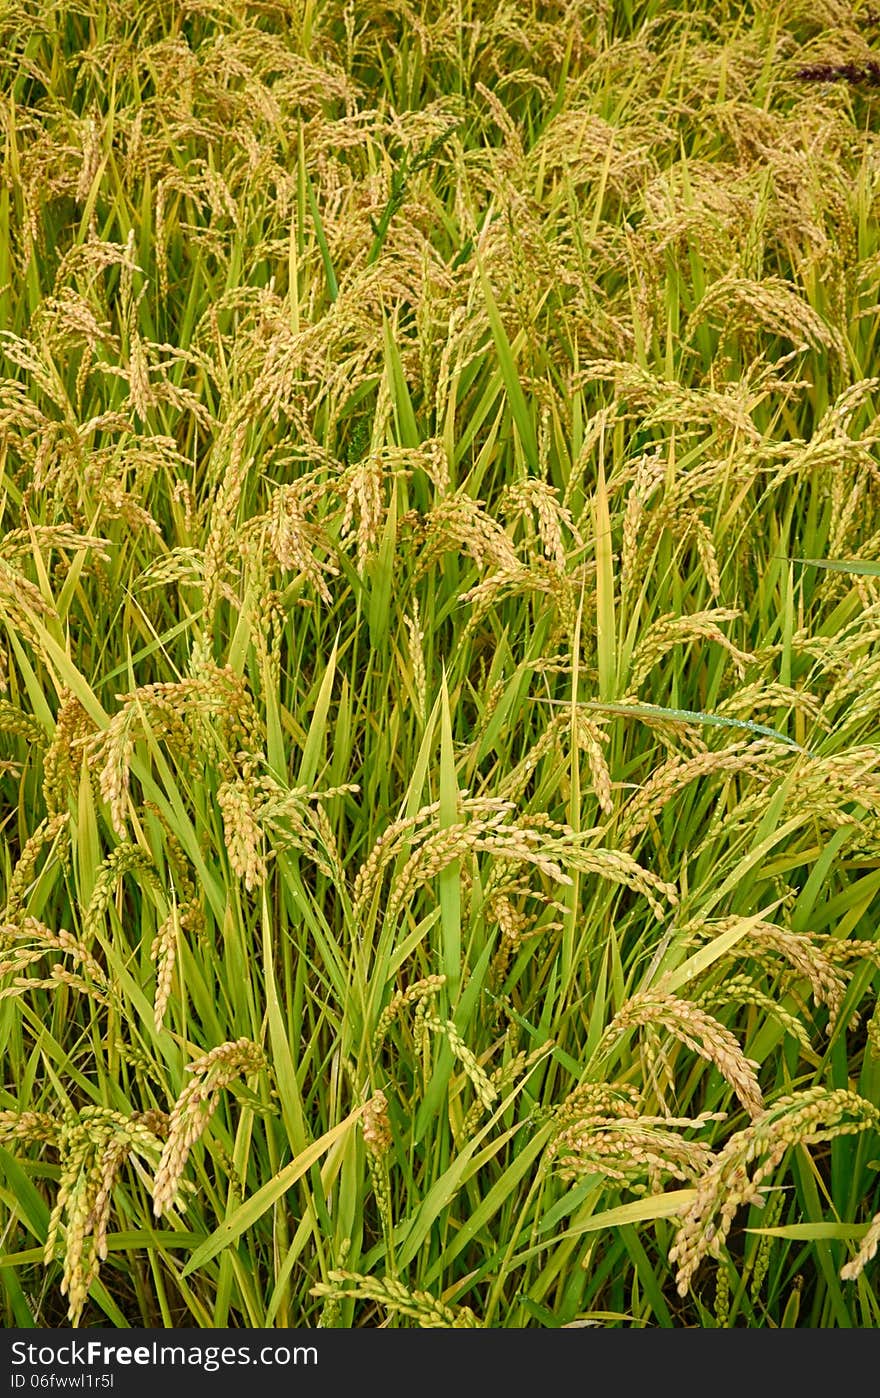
[2,0,880,1329]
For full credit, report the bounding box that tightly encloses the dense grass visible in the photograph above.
[2,0,880,1329]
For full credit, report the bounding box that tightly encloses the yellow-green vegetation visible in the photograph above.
[3,0,880,1329]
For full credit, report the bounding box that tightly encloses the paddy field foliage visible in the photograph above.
[2,0,880,1328]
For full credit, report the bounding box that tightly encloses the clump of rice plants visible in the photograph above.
[2,0,880,1329]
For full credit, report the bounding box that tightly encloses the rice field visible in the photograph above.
[2,0,880,1330]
